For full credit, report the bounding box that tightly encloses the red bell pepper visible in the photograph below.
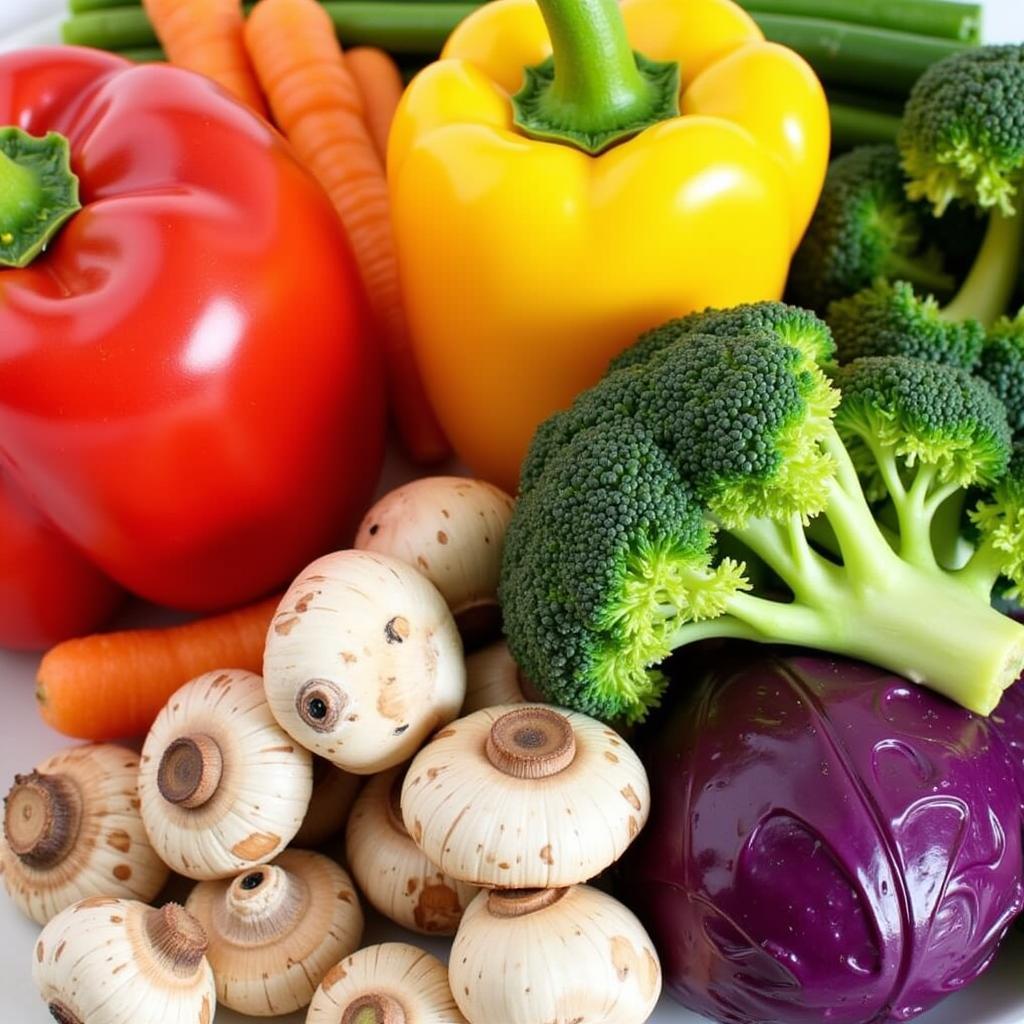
[0,47,386,648]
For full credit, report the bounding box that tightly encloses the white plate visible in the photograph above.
[3,1,1024,1021]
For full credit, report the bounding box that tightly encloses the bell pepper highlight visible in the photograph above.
[0,127,79,268]
[512,0,679,154]
[389,0,830,492]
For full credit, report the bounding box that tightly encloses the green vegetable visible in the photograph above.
[747,14,970,97]
[63,2,478,53]
[823,47,1024,374]
[787,144,955,313]
[119,47,164,63]
[827,99,902,151]
[978,313,1024,439]
[740,0,981,43]
[500,302,1024,723]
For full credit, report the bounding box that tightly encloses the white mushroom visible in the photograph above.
[32,897,216,1024]
[449,885,662,1024]
[293,758,363,848]
[462,640,526,714]
[401,703,650,888]
[263,550,466,775]
[1,744,169,924]
[184,848,363,1016]
[355,476,515,647]
[307,942,467,1024]
[138,668,312,880]
[345,766,477,935]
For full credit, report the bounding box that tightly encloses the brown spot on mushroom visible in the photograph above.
[274,616,300,636]
[113,864,132,881]
[306,574,328,582]
[416,555,430,572]
[199,994,211,1024]
[340,651,357,663]
[642,948,660,999]
[212,673,231,686]
[110,915,123,924]
[384,616,410,644]
[322,962,347,988]
[426,766,445,782]
[231,832,280,860]
[35,940,43,963]
[498,861,511,870]
[621,784,641,810]
[611,935,638,982]
[55,941,66,962]
[434,728,456,740]
[377,681,405,721]
[604,751,620,763]
[337,889,354,903]
[294,592,316,613]
[260,745,295,754]
[112,963,128,975]
[74,897,119,910]
[412,819,423,844]
[405,877,419,896]
[539,844,554,865]
[414,882,464,932]
[628,816,639,838]
[106,830,131,853]
[436,530,449,544]
[441,508,450,518]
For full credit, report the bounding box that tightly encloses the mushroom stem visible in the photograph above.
[144,904,208,977]
[47,1000,84,1024]
[342,994,407,1024]
[157,734,223,809]
[3,772,82,869]
[216,864,309,945]
[484,707,576,779]
[486,887,569,918]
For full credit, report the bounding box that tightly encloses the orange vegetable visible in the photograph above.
[142,0,268,115]
[36,595,279,741]
[345,46,405,162]
[245,0,448,464]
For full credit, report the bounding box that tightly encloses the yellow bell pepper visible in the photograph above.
[389,0,829,492]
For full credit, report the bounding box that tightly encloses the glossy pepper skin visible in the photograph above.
[0,47,385,644]
[389,0,829,492]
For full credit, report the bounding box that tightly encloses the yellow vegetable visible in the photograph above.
[389,0,829,492]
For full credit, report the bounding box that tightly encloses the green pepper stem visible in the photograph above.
[541,0,650,128]
[0,127,81,269]
[512,0,680,154]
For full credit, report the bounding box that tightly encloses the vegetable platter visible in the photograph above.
[5,0,1024,1023]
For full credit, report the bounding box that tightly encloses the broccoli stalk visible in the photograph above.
[500,304,1024,724]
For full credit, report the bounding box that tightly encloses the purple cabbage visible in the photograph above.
[624,651,1023,1024]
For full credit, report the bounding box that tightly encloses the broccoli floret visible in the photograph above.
[609,300,833,374]
[977,312,1024,439]
[827,280,985,368]
[787,145,956,313]
[821,47,1024,371]
[966,443,1024,599]
[501,306,1024,723]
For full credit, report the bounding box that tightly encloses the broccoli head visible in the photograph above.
[787,144,955,313]
[827,280,985,368]
[501,305,1024,723]
[977,312,1024,440]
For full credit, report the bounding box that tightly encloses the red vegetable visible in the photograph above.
[0,47,385,647]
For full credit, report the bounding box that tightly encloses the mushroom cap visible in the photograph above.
[461,641,526,715]
[401,704,650,888]
[346,767,477,936]
[355,476,515,645]
[32,897,215,1024]
[293,758,363,848]
[184,848,363,1016]
[1,744,169,925]
[307,942,467,1024]
[450,885,662,1024]
[138,669,312,880]
[263,550,466,774]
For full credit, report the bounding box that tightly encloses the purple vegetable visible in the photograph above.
[624,650,1023,1024]
[991,677,1024,816]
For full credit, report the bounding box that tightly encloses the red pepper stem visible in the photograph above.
[511,0,680,155]
[0,127,81,269]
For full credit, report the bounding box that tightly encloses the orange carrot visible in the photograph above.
[143,0,268,116]
[344,47,405,163]
[36,595,280,741]
[244,0,449,464]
